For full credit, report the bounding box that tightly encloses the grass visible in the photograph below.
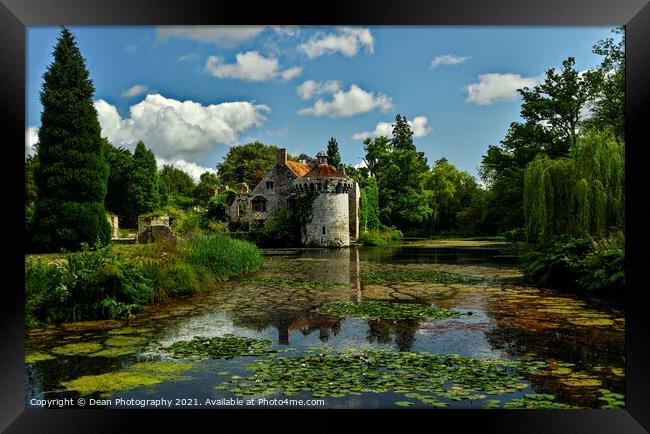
[187,233,263,280]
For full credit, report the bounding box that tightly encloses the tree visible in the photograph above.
[519,57,591,152]
[391,114,415,151]
[422,158,479,234]
[524,128,624,241]
[31,27,111,251]
[126,141,161,225]
[326,137,342,169]
[193,172,221,204]
[362,116,430,230]
[103,140,133,223]
[159,164,195,198]
[584,27,625,139]
[216,141,277,187]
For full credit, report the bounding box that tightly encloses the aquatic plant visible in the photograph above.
[320,300,469,320]
[361,268,474,284]
[187,233,263,280]
[165,334,273,360]
[216,349,549,408]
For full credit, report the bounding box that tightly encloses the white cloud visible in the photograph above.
[352,115,432,140]
[298,84,393,117]
[204,51,302,82]
[281,66,303,82]
[94,93,269,161]
[156,26,266,47]
[431,54,470,69]
[121,84,149,98]
[465,73,538,106]
[25,126,39,157]
[157,158,216,182]
[299,27,374,59]
[296,80,341,100]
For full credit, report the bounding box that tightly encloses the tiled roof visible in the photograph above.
[286,160,311,177]
[303,164,346,179]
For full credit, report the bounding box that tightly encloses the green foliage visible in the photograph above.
[362,118,430,230]
[216,141,277,188]
[165,261,202,296]
[159,164,196,198]
[206,190,236,222]
[422,158,480,234]
[218,348,546,406]
[30,27,111,252]
[103,141,133,223]
[187,233,263,280]
[359,177,380,232]
[524,129,624,240]
[320,300,469,320]
[126,141,161,226]
[193,172,220,204]
[522,231,624,293]
[25,248,153,325]
[357,228,402,246]
[326,137,341,169]
[165,335,273,360]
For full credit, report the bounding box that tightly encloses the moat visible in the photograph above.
[25,240,625,409]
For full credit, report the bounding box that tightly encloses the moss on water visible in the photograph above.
[89,347,139,358]
[106,327,153,335]
[62,361,194,396]
[361,269,474,284]
[25,352,55,363]
[51,342,103,356]
[105,336,148,347]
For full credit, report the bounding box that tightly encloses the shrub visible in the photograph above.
[577,232,624,292]
[166,261,202,296]
[187,233,263,280]
[358,228,403,246]
[25,261,70,327]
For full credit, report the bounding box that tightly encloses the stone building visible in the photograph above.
[227,148,359,247]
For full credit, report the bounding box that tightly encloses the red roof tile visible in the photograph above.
[303,164,346,179]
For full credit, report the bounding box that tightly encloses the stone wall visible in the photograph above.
[106,214,119,239]
[303,192,350,247]
[137,215,176,243]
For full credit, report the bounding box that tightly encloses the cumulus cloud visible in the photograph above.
[204,51,302,82]
[156,26,266,47]
[296,80,341,100]
[465,73,538,105]
[352,116,432,140]
[157,158,216,182]
[94,93,269,161]
[281,66,303,82]
[431,54,470,69]
[25,126,39,157]
[299,27,374,58]
[121,84,149,98]
[298,84,393,117]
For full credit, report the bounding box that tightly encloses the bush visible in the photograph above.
[25,248,154,326]
[522,232,624,294]
[166,261,202,296]
[187,233,263,280]
[358,228,403,246]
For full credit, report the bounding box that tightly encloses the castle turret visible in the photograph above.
[293,151,352,247]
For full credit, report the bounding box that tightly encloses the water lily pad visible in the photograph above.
[25,352,55,363]
[165,334,273,360]
[320,300,469,321]
[395,401,413,407]
[105,336,148,347]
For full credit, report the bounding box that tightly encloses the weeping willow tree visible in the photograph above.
[524,129,624,241]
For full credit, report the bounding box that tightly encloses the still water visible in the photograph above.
[25,241,625,409]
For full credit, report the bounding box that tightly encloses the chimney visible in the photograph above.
[276,148,287,165]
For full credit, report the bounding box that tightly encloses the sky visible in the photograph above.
[25,26,620,181]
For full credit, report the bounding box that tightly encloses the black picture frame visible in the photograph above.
[2,0,648,431]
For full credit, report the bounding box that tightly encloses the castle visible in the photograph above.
[227,148,359,247]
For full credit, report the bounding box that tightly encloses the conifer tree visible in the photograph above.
[126,141,161,224]
[31,27,111,251]
[326,137,342,169]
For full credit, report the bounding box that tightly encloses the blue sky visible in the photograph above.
[26,26,620,180]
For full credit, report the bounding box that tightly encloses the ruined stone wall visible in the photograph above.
[106,214,119,239]
[348,182,360,240]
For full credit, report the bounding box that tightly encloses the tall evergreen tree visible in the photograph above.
[126,141,161,225]
[326,137,342,169]
[391,114,415,151]
[31,27,111,251]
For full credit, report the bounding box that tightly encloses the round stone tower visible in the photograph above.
[293,151,352,247]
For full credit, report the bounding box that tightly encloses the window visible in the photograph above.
[266,181,274,189]
[252,198,266,212]
[322,226,326,235]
